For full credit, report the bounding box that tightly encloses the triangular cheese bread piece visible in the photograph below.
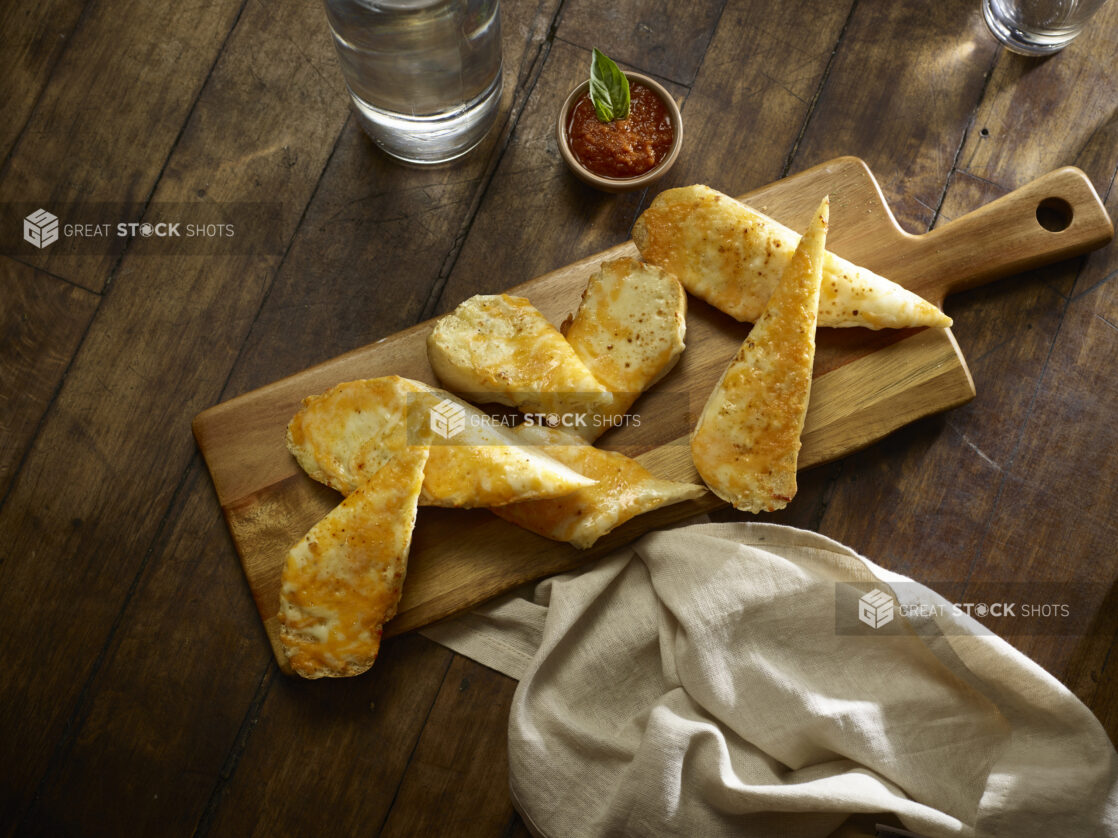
[562,257,687,440]
[690,196,829,513]
[278,443,429,678]
[427,294,615,423]
[286,377,595,508]
[632,184,951,330]
[492,423,706,549]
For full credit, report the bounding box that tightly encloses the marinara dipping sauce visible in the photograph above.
[566,82,674,179]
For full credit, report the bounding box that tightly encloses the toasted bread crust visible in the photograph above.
[564,257,687,396]
[691,197,829,513]
[634,185,950,330]
[427,294,614,420]
[279,445,429,678]
[493,423,705,548]
[286,377,596,508]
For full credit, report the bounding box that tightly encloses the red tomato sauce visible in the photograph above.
[567,82,674,179]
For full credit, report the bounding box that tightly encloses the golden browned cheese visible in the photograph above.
[426,294,614,422]
[278,444,429,679]
[562,257,686,440]
[632,184,951,330]
[690,197,829,513]
[491,423,705,549]
[286,376,410,494]
[286,376,595,508]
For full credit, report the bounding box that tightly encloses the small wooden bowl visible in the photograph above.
[556,71,683,194]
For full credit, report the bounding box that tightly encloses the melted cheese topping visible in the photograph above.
[427,294,614,420]
[632,184,950,330]
[287,377,410,495]
[690,198,829,513]
[287,377,595,507]
[492,423,705,549]
[278,444,429,678]
[563,257,686,438]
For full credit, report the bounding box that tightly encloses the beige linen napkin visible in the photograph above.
[421,522,1117,838]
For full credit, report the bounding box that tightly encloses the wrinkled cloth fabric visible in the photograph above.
[421,522,1117,838]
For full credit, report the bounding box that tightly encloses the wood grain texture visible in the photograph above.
[200,634,453,838]
[12,3,568,836]
[0,0,351,829]
[555,1,722,86]
[0,0,248,291]
[218,0,562,391]
[379,656,519,837]
[654,0,857,540]
[15,466,276,838]
[0,257,98,500]
[195,157,1111,668]
[432,38,675,313]
[933,171,1076,466]
[811,0,1118,744]
[970,246,1118,665]
[224,116,490,391]
[0,0,86,161]
[4,0,1118,834]
[664,0,854,191]
[791,0,1003,232]
[958,0,1118,193]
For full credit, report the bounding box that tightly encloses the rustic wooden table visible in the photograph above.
[2,0,1116,835]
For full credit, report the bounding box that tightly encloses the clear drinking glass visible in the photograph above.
[982,0,1109,55]
[323,0,503,165]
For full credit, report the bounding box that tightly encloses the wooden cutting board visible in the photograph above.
[193,156,1112,668]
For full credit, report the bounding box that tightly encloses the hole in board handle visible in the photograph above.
[1036,197,1073,232]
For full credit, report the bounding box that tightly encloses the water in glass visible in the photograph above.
[324,0,502,164]
[982,0,1109,55]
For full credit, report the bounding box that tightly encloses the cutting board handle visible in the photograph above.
[913,166,1113,304]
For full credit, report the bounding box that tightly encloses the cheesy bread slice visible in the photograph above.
[632,184,951,330]
[427,294,615,423]
[562,257,687,440]
[278,443,429,678]
[492,423,706,549]
[286,376,595,508]
[690,196,829,513]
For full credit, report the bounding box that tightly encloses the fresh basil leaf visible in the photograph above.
[589,48,630,123]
